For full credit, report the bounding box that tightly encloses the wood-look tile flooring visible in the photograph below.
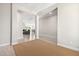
[13,39,79,56]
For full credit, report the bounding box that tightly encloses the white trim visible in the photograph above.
[0,38,37,47]
[0,43,10,46]
[12,39,36,45]
[39,34,56,39]
[0,42,18,47]
[58,43,79,52]
[35,15,39,39]
[12,42,18,45]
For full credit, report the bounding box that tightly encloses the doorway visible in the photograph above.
[39,8,57,44]
[17,10,36,43]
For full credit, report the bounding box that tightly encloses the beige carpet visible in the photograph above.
[13,39,79,56]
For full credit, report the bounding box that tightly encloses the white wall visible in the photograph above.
[12,4,18,43]
[12,4,24,43]
[22,13,35,29]
[16,11,24,40]
[0,4,10,44]
[39,11,57,42]
[58,4,79,51]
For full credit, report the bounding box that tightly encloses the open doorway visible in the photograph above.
[16,10,36,43]
[39,8,57,44]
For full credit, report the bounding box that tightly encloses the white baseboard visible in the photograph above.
[0,38,33,47]
[0,41,18,47]
[39,34,56,39]
[12,39,36,45]
[58,43,79,52]
[0,43,10,46]
[12,42,18,45]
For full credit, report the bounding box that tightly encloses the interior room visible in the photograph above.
[0,3,79,56]
[39,8,57,44]
[17,10,35,43]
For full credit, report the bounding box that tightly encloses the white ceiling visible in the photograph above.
[16,3,55,14]
[21,11,35,20]
[41,8,57,19]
